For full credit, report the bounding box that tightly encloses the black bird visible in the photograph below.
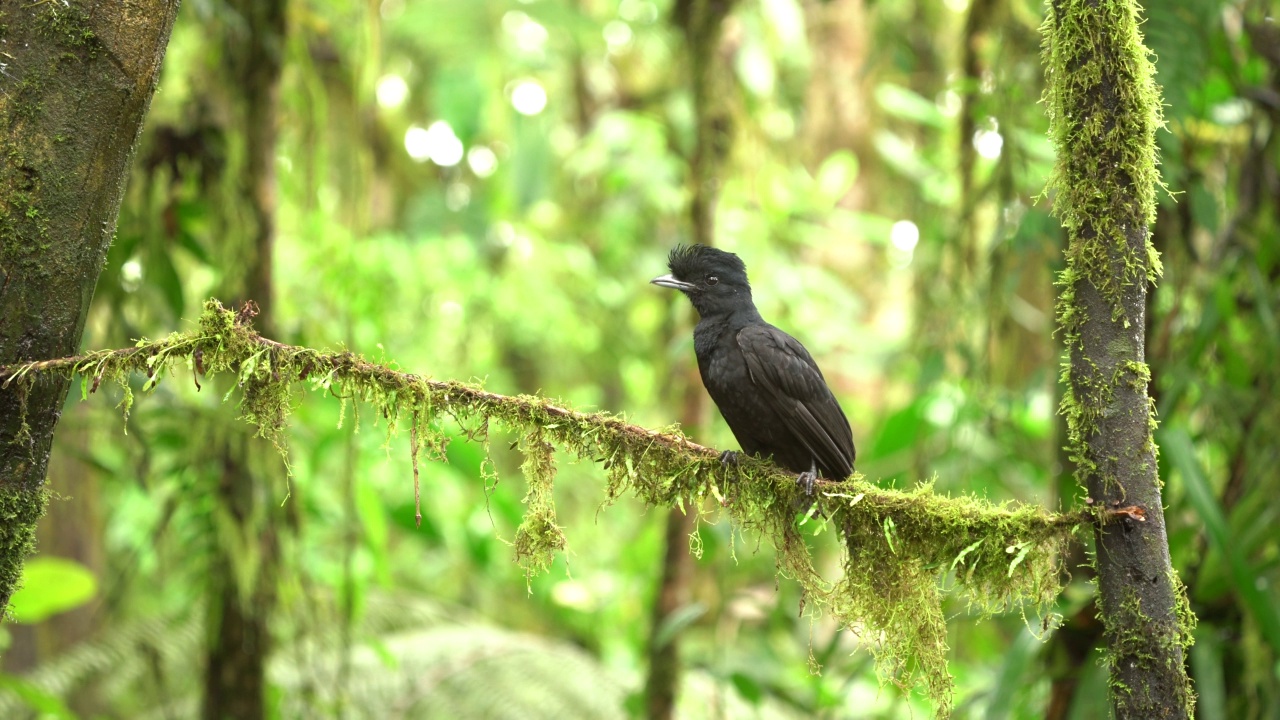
[652,244,855,493]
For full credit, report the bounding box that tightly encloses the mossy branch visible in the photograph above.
[1,299,1084,716]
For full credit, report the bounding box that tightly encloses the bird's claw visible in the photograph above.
[796,470,817,497]
[718,449,741,467]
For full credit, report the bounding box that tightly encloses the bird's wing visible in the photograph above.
[736,324,855,479]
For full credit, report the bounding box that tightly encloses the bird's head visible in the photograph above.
[651,244,753,318]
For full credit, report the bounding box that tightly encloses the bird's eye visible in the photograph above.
[706,275,719,286]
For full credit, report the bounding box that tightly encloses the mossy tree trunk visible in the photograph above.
[1043,1,1194,717]
[644,3,737,718]
[0,0,180,616]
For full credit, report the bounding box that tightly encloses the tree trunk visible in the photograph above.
[644,3,737,717]
[1043,1,1194,717]
[0,0,181,616]
[201,1,287,718]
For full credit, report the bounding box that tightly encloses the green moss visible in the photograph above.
[0,300,1085,716]
[1043,0,1163,493]
[2,74,56,272]
[0,485,50,618]
[1102,583,1196,716]
[512,429,566,578]
[35,2,100,60]
[1043,1,1195,715]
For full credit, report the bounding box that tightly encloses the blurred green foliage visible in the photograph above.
[1,0,1277,718]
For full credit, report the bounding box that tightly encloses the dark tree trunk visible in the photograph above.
[1043,0,1194,717]
[644,3,737,718]
[0,0,181,616]
[200,1,287,718]
[202,437,278,720]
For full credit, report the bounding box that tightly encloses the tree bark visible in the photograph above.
[201,2,287,718]
[645,3,737,717]
[1043,1,1194,717]
[0,0,181,616]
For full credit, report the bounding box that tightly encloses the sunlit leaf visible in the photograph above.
[875,83,947,129]
[9,558,97,624]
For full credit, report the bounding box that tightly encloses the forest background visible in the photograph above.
[0,0,1277,718]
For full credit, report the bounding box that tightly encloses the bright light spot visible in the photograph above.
[501,10,527,34]
[926,394,958,426]
[121,259,143,292]
[404,126,431,162]
[502,11,548,53]
[736,43,775,97]
[619,0,658,23]
[467,146,498,177]
[445,182,471,211]
[890,220,920,252]
[375,74,409,109]
[943,0,969,12]
[938,89,962,117]
[427,122,464,166]
[403,122,464,166]
[889,220,919,269]
[1028,389,1053,425]
[1212,99,1250,125]
[529,199,562,228]
[973,129,1004,159]
[551,580,596,611]
[761,108,795,140]
[980,70,995,94]
[550,124,578,155]
[379,0,404,20]
[517,20,548,51]
[603,20,632,50]
[491,222,517,247]
[510,79,547,115]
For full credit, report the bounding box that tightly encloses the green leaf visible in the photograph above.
[1006,541,1031,578]
[1190,624,1227,720]
[815,150,859,203]
[9,558,98,624]
[356,480,391,584]
[874,83,947,128]
[653,602,706,650]
[949,538,985,574]
[0,675,76,718]
[729,671,764,705]
[149,248,185,319]
[986,626,1040,720]
[871,398,927,458]
[1163,428,1280,655]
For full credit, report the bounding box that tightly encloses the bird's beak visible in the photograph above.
[650,274,697,292]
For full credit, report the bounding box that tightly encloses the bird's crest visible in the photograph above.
[667,244,748,283]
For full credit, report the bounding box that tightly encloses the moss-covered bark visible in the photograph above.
[1,299,1082,715]
[0,0,181,616]
[1042,1,1195,717]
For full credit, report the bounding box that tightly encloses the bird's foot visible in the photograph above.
[796,459,819,496]
[718,449,741,467]
[796,470,817,497]
[793,467,821,519]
